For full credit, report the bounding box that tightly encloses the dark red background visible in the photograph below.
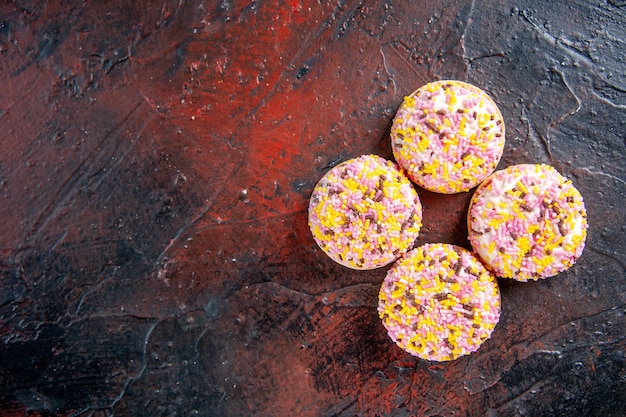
[1,1,625,416]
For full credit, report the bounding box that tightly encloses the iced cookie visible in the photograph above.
[378,243,501,361]
[391,80,505,193]
[308,155,422,270]
[468,164,588,281]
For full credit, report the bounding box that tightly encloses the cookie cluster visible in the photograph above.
[308,80,588,361]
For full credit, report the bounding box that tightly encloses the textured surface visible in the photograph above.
[0,0,624,416]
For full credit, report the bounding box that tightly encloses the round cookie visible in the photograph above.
[468,164,588,281]
[391,80,505,193]
[378,243,501,361]
[308,155,422,270]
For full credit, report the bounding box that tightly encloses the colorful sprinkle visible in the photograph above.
[378,243,501,361]
[468,164,588,281]
[391,80,505,194]
[308,155,423,270]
